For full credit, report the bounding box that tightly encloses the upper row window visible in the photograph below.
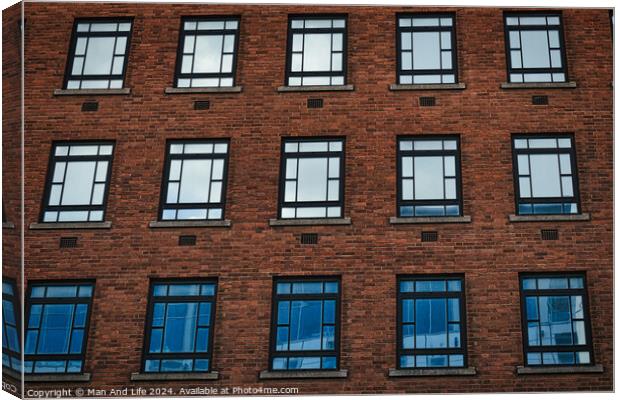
[62,12,569,90]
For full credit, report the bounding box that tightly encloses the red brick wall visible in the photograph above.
[7,2,613,394]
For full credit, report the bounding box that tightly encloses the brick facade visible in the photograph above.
[2,2,613,395]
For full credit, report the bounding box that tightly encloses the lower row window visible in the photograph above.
[14,273,594,375]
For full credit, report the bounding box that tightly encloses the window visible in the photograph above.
[64,19,132,89]
[397,276,467,368]
[24,283,94,374]
[279,138,345,219]
[520,274,593,366]
[504,13,567,83]
[285,16,347,86]
[2,280,21,373]
[159,140,230,221]
[270,278,340,371]
[512,135,580,215]
[397,137,462,217]
[175,17,240,88]
[396,14,457,84]
[41,142,115,223]
[142,281,217,373]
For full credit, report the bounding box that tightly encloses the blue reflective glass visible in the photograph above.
[276,283,291,294]
[198,302,211,326]
[527,322,540,346]
[162,303,197,353]
[533,203,563,214]
[195,328,209,352]
[25,331,38,354]
[448,323,460,348]
[161,359,193,372]
[194,359,209,371]
[200,284,216,296]
[2,301,15,325]
[415,206,446,216]
[30,287,46,298]
[272,357,287,370]
[416,354,448,367]
[527,352,542,365]
[522,278,536,290]
[145,359,160,372]
[277,301,290,325]
[400,206,414,217]
[28,304,42,328]
[288,357,321,370]
[538,278,568,289]
[34,360,66,373]
[69,329,84,353]
[323,300,335,324]
[78,285,93,297]
[289,301,322,350]
[37,304,74,354]
[322,325,335,350]
[292,282,323,294]
[2,354,10,367]
[149,328,163,353]
[46,286,78,298]
[74,304,88,327]
[67,360,82,372]
[276,327,289,351]
[168,284,200,296]
[569,277,584,289]
[449,354,464,367]
[402,299,414,323]
[2,283,13,295]
[322,356,336,369]
[400,355,415,368]
[415,280,446,292]
[402,324,414,349]
[526,297,538,320]
[415,299,447,349]
[518,204,533,214]
[324,282,338,293]
[448,299,460,321]
[538,296,571,346]
[400,281,414,293]
[152,303,165,327]
[6,327,18,352]
[543,351,574,365]
[153,285,167,296]
[445,205,460,216]
[447,280,461,291]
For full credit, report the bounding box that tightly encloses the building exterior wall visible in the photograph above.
[2,2,613,395]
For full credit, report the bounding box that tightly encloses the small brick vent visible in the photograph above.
[81,101,99,112]
[59,237,78,248]
[194,100,210,110]
[178,235,197,246]
[532,95,549,105]
[541,229,559,240]
[419,97,436,107]
[421,231,438,242]
[307,98,324,108]
[300,233,319,245]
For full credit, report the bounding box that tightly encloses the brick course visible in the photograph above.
[2,2,613,394]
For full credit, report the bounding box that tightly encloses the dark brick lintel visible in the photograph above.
[259,370,348,379]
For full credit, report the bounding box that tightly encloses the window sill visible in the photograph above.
[259,370,348,379]
[3,222,15,229]
[389,83,466,91]
[508,213,590,222]
[164,86,242,94]
[277,85,354,92]
[269,218,351,227]
[388,367,477,377]
[148,220,231,228]
[25,373,91,382]
[30,221,112,230]
[2,369,21,380]
[390,216,471,224]
[516,365,603,375]
[53,88,131,96]
[500,82,577,90]
[130,371,219,381]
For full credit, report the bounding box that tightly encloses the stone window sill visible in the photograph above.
[269,218,351,227]
[164,86,242,94]
[390,216,472,224]
[25,373,91,382]
[30,221,112,230]
[3,222,15,229]
[500,82,577,90]
[149,220,231,228]
[388,367,476,377]
[131,371,219,381]
[277,85,354,92]
[259,369,348,379]
[389,83,466,91]
[508,213,590,222]
[516,365,603,375]
[54,88,131,96]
